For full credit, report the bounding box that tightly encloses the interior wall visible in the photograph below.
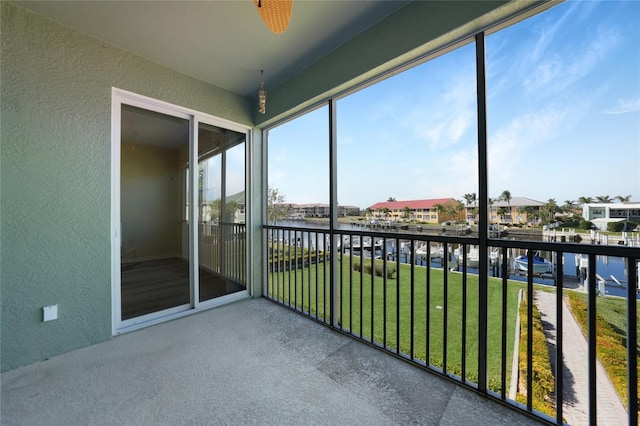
[0,2,251,372]
[121,143,182,260]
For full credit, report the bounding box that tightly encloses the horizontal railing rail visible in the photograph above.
[263,223,638,425]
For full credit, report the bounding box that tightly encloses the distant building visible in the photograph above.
[466,197,545,225]
[227,191,246,223]
[201,191,246,224]
[290,203,329,218]
[276,203,360,218]
[340,205,361,217]
[368,198,461,224]
[582,202,640,230]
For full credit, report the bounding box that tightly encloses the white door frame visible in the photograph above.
[111,88,251,335]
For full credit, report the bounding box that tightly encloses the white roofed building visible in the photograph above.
[582,202,640,230]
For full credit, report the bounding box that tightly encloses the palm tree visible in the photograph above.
[444,202,461,224]
[596,195,612,203]
[544,198,560,223]
[488,197,495,224]
[463,192,477,206]
[517,205,538,225]
[497,206,509,223]
[500,190,512,223]
[462,193,477,223]
[434,203,446,223]
[455,202,465,222]
[529,206,538,223]
[387,197,396,202]
[402,206,411,221]
[578,196,593,205]
[563,200,576,215]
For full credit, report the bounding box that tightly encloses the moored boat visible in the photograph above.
[454,245,480,268]
[514,252,552,275]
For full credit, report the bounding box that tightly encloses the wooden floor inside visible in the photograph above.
[121,257,245,320]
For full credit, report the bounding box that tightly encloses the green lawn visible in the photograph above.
[569,292,640,351]
[267,255,526,391]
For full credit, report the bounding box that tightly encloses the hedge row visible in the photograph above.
[567,292,637,411]
[517,295,556,417]
[352,258,396,279]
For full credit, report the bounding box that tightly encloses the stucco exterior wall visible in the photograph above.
[0,2,251,371]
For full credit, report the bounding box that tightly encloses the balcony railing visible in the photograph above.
[264,223,638,425]
[199,222,246,285]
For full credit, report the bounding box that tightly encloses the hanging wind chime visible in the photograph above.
[258,70,267,114]
[254,1,292,114]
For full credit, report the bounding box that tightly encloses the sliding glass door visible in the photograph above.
[112,89,249,332]
[197,123,246,303]
[120,104,191,320]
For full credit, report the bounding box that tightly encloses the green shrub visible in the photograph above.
[352,258,396,279]
[517,295,556,417]
[606,221,639,232]
[580,220,593,230]
[607,222,626,232]
[562,218,580,228]
[567,293,638,412]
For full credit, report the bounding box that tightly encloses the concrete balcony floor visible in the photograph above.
[2,298,543,425]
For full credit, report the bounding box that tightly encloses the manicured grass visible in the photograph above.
[268,249,639,415]
[567,292,640,411]
[267,255,526,391]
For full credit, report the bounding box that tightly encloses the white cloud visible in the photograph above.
[524,25,621,96]
[487,105,570,192]
[404,74,476,149]
[603,98,640,114]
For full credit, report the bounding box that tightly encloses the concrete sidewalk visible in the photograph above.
[2,298,542,426]
[534,291,628,425]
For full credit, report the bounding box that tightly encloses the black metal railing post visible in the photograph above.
[461,243,467,382]
[329,99,338,328]
[627,256,638,425]
[555,250,564,425]
[475,31,489,393]
[526,253,533,412]
[500,246,508,399]
[588,253,597,424]
[410,238,415,360]
[443,242,449,374]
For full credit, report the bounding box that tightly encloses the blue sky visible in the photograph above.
[268,0,640,209]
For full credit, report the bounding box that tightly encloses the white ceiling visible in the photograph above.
[14,0,411,98]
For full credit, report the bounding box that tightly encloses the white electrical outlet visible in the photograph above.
[43,305,58,322]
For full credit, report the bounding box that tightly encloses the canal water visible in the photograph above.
[270,221,639,299]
